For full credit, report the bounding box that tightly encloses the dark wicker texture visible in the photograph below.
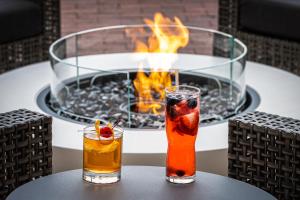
[219,0,300,76]
[0,0,60,74]
[228,111,300,200]
[0,109,52,200]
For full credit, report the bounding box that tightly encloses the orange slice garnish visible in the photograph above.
[95,119,101,138]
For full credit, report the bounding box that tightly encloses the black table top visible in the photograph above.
[7,166,276,200]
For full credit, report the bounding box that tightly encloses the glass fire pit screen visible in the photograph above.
[49,14,247,128]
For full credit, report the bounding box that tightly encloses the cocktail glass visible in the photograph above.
[83,125,123,184]
[165,85,200,184]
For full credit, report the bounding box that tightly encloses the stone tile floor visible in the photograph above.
[60,0,218,36]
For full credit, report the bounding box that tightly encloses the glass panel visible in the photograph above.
[49,25,247,128]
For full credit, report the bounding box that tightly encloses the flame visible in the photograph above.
[130,13,189,114]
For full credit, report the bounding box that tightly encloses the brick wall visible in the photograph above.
[61,0,218,36]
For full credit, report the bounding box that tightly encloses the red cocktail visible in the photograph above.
[165,85,200,184]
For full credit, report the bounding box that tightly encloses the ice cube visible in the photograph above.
[97,140,119,153]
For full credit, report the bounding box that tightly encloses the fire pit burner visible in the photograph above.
[37,72,259,128]
[48,23,251,129]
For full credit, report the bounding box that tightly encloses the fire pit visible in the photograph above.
[45,14,251,129]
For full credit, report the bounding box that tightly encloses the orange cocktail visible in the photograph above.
[83,125,123,184]
[165,85,200,184]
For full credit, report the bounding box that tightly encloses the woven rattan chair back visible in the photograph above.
[0,109,52,200]
[219,0,300,76]
[0,0,60,74]
[229,111,300,199]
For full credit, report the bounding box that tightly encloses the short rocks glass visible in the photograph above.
[83,125,123,184]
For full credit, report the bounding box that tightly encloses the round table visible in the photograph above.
[7,166,275,200]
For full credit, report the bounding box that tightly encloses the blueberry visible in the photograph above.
[167,97,181,106]
[176,170,185,177]
[167,105,177,119]
[187,98,197,108]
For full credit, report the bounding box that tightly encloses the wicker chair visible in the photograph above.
[0,0,60,74]
[0,109,52,200]
[219,0,300,76]
[228,111,300,200]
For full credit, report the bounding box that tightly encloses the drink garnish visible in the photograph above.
[95,119,101,137]
[94,120,113,139]
[167,97,181,106]
[112,117,121,129]
[176,170,185,177]
[94,117,121,139]
[177,112,199,135]
[100,123,114,138]
[187,98,197,108]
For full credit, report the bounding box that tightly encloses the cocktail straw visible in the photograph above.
[112,117,122,129]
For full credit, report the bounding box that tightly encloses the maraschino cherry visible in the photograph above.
[95,118,121,139]
[100,126,113,138]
